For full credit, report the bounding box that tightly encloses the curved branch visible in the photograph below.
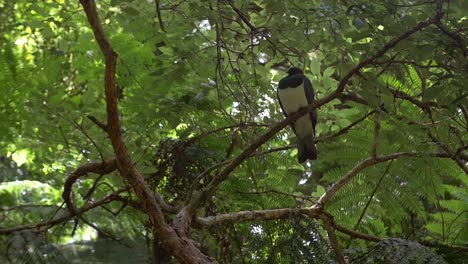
[62,159,117,214]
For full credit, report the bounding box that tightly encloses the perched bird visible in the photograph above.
[277,67,318,162]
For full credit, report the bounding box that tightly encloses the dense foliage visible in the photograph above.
[0,0,466,263]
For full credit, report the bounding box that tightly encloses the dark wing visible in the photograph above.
[277,78,297,134]
[276,89,288,118]
[303,76,317,135]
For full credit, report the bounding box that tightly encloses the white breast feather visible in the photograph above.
[278,84,313,139]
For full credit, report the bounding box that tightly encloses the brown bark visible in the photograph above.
[198,207,321,226]
[78,0,215,263]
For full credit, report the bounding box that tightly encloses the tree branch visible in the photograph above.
[0,188,129,234]
[197,207,320,227]
[315,151,451,206]
[62,158,117,214]
[390,88,443,111]
[339,92,369,105]
[87,115,108,132]
[318,110,376,142]
[352,159,395,234]
[427,131,468,174]
[78,1,215,262]
[334,222,382,242]
[434,21,467,58]
[371,112,380,158]
[335,221,468,253]
[154,0,166,32]
[320,213,346,264]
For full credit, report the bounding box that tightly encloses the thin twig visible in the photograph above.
[87,115,108,132]
[352,159,395,235]
[154,0,166,32]
[315,151,451,206]
[435,21,467,58]
[236,189,314,202]
[0,188,129,234]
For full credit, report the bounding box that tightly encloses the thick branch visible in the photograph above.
[196,208,468,254]
[79,1,214,263]
[197,207,320,227]
[335,221,468,252]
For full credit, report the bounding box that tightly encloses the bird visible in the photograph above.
[277,67,318,163]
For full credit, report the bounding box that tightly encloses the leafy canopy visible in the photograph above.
[0,0,467,262]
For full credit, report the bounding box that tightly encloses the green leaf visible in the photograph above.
[310,59,320,76]
[323,67,335,77]
[323,75,333,90]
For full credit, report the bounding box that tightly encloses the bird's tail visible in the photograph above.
[298,135,317,163]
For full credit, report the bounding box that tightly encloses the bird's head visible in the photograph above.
[287,67,303,76]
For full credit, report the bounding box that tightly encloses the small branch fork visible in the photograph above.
[3,0,465,262]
